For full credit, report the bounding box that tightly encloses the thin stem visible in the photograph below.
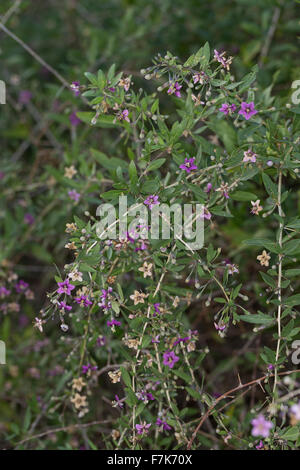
[273,168,283,400]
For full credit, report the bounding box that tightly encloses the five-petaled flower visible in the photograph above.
[163,350,179,369]
[257,250,271,267]
[57,279,75,296]
[144,195,159,210]
[179,157,198,173]
[243,149,257,163]
[251,415,273,438]
[251,200,263,215]
[239,102,258,120]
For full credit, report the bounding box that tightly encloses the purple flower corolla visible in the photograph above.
[219,103,236,115]
[24,213,35,225]
[152,335,160,344]
[70,81,80,96]
[153,303,161,316]
[290,401,300,421]
[75,296,93,308]
[0,286,11,298]
[96,336,106,347]
[205,183,213,193]
[58,301,72,312]
[251,415,273,438]
[68,189,80,202]
[121,109,130,122]
[15,280,29,293]
[163,350,179,369]
[144,195,160,210]
[19,90,32,105]
[156,418,172,432]
[173,336,190,346]
[167,81,182,98]
[82,363,98,374]
[113,394,124,409]
[179,157,198,173]
[57,279,75,296]
[69,111,81,127]
[200,206,211,220]
[135,422,151,435]
[255,440,264,450]
[107,319,121,328]
[239,102,258,120]
[243,149,257,163]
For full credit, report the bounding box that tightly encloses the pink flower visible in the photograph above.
[251,415,273,438]
[57,279,75,296]
[239,102,258,120]
[69,111,81,127]
[243,149,257,163]
[219,103,236,115]
[156,418,172,431]
[121,109,130,122]
[70,81,80,96]
[58,301,72,312]
[68,189,81,202]
[179,157,198,173]
[167,81,182,98]
[200,206,211,220]
[135,422,151,435]
[144,195,160,210]
[74,296,93,307]
[163,351,179,369]
[107,319,121,328]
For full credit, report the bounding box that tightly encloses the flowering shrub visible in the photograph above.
[21,43,300,450]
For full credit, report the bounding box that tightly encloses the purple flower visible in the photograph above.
[15,280,29,293]
[58,301,72,312]
[0,172,4,180]
[107,319,121,328]
[113,394,124,409]
[144,195,160,210]
[75,295,93,307]
[135,422,151,435]
[251,415,273,438]
[19,90,32,105]
[0,286,11,298]
[96,335,106,347]
[239,102,258,120]
[173,336,190,346]
[219,103,236,115]
[290,401,300,421]
[69,111,81,127]
[121,109,130,122]
[24,213,35,225]
[205,183,213,193]
[163,350,179,369]
[200,206,211,220]
[82,363,97,374]
[255,440,264,450]
[70,81,80,96]
[152,335,160,344]
[214,322,226,332]
[57,279,75,296]
[167,82,182,98]
[136,390,155,402]
[156,418,172,432]
[153,303,161,316]
[243,149,257,163]
[68,189,81,202]
[179,157,198,173]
